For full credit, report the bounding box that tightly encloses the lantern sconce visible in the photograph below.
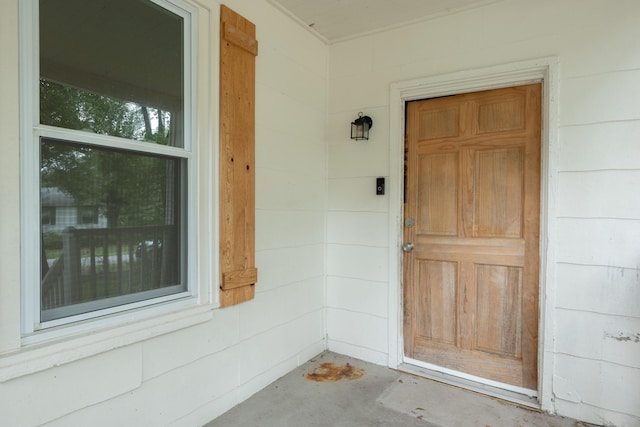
[350,112,373,141]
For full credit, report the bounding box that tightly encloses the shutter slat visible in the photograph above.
[222,268,258,290]
[223,22,258,56]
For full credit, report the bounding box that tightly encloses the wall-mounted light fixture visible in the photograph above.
[350,112,373,141]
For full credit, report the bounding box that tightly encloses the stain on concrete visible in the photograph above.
[409,406,427,420]
[305,362,365,382]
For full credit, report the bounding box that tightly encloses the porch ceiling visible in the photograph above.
[267,0,501,43]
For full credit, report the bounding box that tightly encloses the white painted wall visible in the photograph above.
[0,0,328,425]
[326,1,640,426]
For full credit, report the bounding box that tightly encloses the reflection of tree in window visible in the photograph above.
[39,79,174,145]
[41,138,177,229]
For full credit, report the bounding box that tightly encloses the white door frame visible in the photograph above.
[387,57,559,412]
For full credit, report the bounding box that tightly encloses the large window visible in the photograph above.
[24,0,193,329]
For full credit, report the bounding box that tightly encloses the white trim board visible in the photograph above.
[387,57,559,412]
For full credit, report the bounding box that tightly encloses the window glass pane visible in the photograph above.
[41,206,56,225]
[78,207,99,225]
[39,0,184,147]
[40,138,185,321]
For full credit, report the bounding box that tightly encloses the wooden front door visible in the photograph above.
[403,84,541,390]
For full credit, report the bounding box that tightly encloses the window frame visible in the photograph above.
[20,0,201,338]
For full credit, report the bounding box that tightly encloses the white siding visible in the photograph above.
[327,0,640,425]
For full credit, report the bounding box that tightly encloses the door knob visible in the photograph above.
[402,242,414,252]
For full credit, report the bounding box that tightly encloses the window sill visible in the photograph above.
[0,302,215,383]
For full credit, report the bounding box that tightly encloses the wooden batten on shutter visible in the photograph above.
[219,5,258,307]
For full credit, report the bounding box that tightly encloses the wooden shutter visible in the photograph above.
[219,5,258,307]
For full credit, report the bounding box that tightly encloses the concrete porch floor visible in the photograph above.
[205,352,595,427]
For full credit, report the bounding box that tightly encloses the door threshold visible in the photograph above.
[399,358,539,409]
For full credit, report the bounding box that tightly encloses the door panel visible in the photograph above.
[475,264,522,358]
[418,153,458,236]
[404,84,541,390]
[476,92,526,134]
[416,260,458,345]
[474,148,524,238]
[419,107,460,139]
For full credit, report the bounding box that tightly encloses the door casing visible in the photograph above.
[387,57,559,412]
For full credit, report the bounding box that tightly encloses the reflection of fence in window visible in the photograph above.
[41,225,179,313]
